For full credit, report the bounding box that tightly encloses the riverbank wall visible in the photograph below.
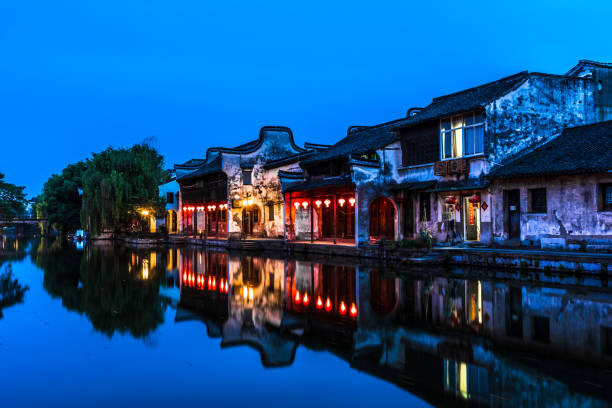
[107,234,612,276]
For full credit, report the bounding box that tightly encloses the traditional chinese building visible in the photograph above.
[177,126,325,240]
[391,60,612,244]
[490,120,612,249]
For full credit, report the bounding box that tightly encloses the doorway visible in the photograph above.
[402,198,415,238]
[463,197,480,241]
[242,205,260,236]
[505,189,521,240]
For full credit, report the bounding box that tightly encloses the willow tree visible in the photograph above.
[80,142,166,235]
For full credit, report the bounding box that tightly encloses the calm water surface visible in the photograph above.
[1,238,611,407]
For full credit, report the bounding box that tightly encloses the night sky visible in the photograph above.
[1,0,611,196]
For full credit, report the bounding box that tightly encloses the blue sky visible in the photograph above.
[1,0,611,196]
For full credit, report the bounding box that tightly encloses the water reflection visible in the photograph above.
[9,240,612,406]
[0,237,29,318]
[30,241,170,339]
[174,249,612,407]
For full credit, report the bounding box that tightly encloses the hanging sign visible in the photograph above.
[469,203,474,225]
[481,201,488,212]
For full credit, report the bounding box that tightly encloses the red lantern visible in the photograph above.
[445,197,457,205]
[349,303,358,318]
[468,194,481,204]
[339,301,347,315]
[294,290,301,304]
[302,292,310,306]
[325,298,333,312]
[316,296,323,309]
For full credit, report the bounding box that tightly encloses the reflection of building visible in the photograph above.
[176,250,297,367]
[171,249,612,405]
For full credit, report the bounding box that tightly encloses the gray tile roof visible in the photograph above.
[283,175,353,193]
[491,120,612,179]
[302,72,529,166]
[177,155,223,181]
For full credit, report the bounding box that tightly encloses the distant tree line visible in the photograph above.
[37,141,169,236]
[0,172,28,219]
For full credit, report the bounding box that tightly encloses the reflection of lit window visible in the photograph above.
[142,259,149,280]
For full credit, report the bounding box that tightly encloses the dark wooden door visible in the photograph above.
[506,190,521,240]
[403,198,415,238]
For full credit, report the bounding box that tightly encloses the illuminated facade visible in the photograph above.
[177,126,326,239]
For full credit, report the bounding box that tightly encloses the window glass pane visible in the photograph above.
[443,131,452,159]
[452,116,463,129]
[453,129,463,157]
[465,113,474,126]
[465,127,475,156]
[441,119,451,132]
[475,125,484,154]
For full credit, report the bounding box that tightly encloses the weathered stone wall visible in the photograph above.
[487,75,597,165]
[491,174,612,245]
[221,129,304,238]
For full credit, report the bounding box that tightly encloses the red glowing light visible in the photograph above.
[324,199,331,207]
[294,290,301,304]
[302,292,310,306]
[315,200,322,207]
[316,296,323,309]
[212,276,216,290]
[325,298,332,312]
[294,202,300,209]
[339,301,347,315]
[349,197,356,206]
[350,303,358,317]
[302,201,309,208]
[183,272,187,282]
[338,198,346,207]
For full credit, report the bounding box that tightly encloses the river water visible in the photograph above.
[1,237,611,407]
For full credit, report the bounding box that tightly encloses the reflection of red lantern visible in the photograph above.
[294,291,301,304]
[468,194,481,204]
[302,292,310,306]
[445,197,457,205]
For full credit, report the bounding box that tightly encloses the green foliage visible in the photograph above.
[31,241,167,338]
[38,161,87,234]
[0,264,29,318]
[0,172,27,218]
[80,142,166,234]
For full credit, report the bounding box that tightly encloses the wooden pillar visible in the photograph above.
[310,197,314,243]
[333,192,337,245]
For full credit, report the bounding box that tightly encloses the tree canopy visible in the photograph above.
[0,172,27,219]
[38,141,167,235]
[80,142,167,235]
[37,161,87,234]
